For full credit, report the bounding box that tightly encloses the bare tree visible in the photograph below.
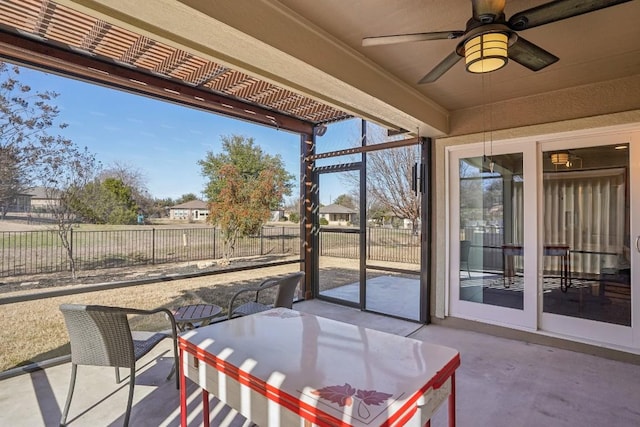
[99,161,149,195]
[0,62,68,217]
[100,161,151,216]
[0,62,101,277]
[366,146,421,232]
[38,144,100,278]
[340,124,421,232]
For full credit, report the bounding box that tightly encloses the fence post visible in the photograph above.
[282,226,285,254]
[69,228,74,272]
[213,228,216,259]
[260,227,264,255]
[152,228,156,265]
[368,227,371,260]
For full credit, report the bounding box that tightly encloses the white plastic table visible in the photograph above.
[178,307,460,427]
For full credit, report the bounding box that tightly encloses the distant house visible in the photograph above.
[319,204,357,225]
[28,186,60,211]
[169,200,209,221]
[11,192,32,212]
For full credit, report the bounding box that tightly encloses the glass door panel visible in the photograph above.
[364,145,421,321]
[542,144,631,326]
[458,153,524,310]
[317,170,360,307]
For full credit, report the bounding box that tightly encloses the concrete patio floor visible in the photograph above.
[1,299,639,426]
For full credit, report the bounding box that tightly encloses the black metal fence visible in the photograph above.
[0,226,420,278]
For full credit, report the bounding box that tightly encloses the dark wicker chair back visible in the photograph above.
[228,271,305,318]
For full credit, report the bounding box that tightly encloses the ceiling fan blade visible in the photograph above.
[418,51,462,84]
[508,0,633,31]
[508,36,559,71]
[362,31,464,47]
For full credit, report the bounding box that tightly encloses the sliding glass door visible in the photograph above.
[540,132,639,348]
[449,127,640,348]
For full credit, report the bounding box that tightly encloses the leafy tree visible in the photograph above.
[199,135,293,262]
[199,135,293,210]
[175,193,199,204]
[0,146,21,217]
[148,197,175,218]
[288,212,300,223]
[69,177,138,224]
[334,194,356,209]
[99,161,152,215]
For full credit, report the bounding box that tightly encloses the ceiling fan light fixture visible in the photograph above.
[550,152,569,165]
[464,32,508,73]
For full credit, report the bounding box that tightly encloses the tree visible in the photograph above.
[175,193,198,204]
[334,194,356,209]
[341,125,421,233]
[0,62,101,277]
[199,135,293,209]
[147,197,176,218]
[0,62,71,217]
[199,135,293,262]
[99,161,152,215]
[0,146,21,218]
[68,177,138,224]
[38,145,99,279]
[368,146,421,232]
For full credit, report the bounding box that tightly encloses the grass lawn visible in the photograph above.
[0,263,300,372]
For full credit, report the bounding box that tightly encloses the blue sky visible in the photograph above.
[16,65,364,205]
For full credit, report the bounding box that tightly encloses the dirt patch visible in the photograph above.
[0,255,296,294]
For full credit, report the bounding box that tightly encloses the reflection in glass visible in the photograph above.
[459,154,524,309]
[542,145,630,326]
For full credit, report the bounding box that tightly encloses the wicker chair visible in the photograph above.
[59,304,179,427]
[228,271,304,319]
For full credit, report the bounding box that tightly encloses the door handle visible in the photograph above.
[411,163,417,195]
[636,236,640,252]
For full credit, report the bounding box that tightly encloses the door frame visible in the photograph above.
[309,121,430,323]
[447,139,538,331]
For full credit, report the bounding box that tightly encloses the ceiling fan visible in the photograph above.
[362,0,632,84]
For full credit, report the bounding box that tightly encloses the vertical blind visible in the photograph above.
[543,168,626,275]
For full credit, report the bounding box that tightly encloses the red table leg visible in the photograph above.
[180,348,187,427]
[449,372,456,427]
[203,389,210,427]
